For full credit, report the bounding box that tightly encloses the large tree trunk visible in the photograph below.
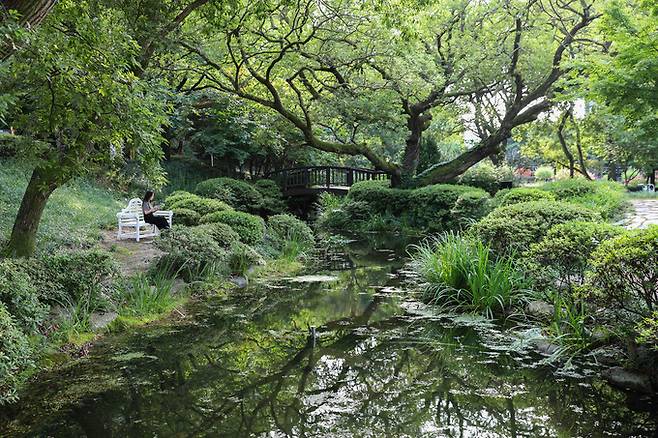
[4,167,60,257]
[400,113,431,181]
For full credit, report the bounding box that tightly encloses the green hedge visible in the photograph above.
[155,225,227,280]
[0,259,47,333]
[254,179,287,215]
[195,178,263,213]
[168,195,233,217]
[199,210,265,245]
[266,214,314,252]
[494,187,555,207]
[345,180,490,231]
[171,208,200,226]
[541,179,627,220]
[471,200,599,255]
[194,222,241,249]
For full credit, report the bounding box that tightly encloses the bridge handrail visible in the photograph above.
[265,166,390,194]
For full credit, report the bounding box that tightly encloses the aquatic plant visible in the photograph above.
[410,232,528,318]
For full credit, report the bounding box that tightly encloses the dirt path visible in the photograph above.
[625,199,658,229]
[98,230,165,277]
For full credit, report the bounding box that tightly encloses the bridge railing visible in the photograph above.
[266,166,390,194]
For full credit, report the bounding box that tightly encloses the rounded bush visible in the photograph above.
[267,214,314,251]
[168,195,232,217]
[164,190,196,207]
[586,226,658,322]
[0,302,33,405]
[526,221,625,290]
[228,242,265,275]
[155,225,227,280]
[171,208,200,226]
[541,180,627,220]
[471,200,599,255]
[0,259,47,333]
[254,179,287,215]
[542,179,596,199]
[495,187,555,207]
[195,178,263,213]
[199,211,265,245]
[193,222,240,249]
[458,162,501,195]
[534,166,554,181]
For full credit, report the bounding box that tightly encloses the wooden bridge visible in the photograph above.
[266,166,390,196]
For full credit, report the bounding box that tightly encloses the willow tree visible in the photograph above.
[0,0,168,257]
[179,0,599,186]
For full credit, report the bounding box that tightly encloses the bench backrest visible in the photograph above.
[124,198,145,222]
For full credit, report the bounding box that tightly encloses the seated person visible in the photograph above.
[142,190,170,230]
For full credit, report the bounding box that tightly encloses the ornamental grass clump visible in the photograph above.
[410,232,528,318]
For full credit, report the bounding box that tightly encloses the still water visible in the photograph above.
[1,236,656,437]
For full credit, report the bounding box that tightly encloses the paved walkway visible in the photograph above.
[625,200,658,229]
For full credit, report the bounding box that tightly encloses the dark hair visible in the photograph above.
[143,190,155,203]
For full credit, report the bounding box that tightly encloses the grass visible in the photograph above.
[409,232,529,318]
[624,191,658,200]
[0,159,123,251]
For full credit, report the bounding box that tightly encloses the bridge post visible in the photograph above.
[347,168,354,186]
[282,169,288,193]
[325,167,331,188]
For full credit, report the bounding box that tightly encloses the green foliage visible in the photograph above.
[228,242,265,275]
[494,187,555,207]
[164,190,197,207]
[637,312,658,349]
[171,208,200,226]
[410,232,528,318]
[155,225,227,281]
[199,211,265,245]
[193,222,240,249]
[525,221,625,291]
[471,201,599,255]
[344,180,490,232]
[0,259,47,333]
[195,178,263,213]
[586,226,658,324]
[266,214,314,257]
[534,166,554,181]
[168,195,233,217]
[458,162,512,195]
[0,302,33,406]
[254,179,288,215]
[116,272,178,317]
[541,179,627,220]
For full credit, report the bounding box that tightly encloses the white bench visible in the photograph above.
[116,198,173,242]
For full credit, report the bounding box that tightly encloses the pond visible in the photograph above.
[1,235,656,437]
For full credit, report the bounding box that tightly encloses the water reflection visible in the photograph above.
[1,236,656,437]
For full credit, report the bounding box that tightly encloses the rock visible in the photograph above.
[49,304,72,321]
[89,311,118,331]
[590,345,626,366]
[534,339,560,356]
[601,366,653,394]
[230,276,248,288]
[526,300,554,319]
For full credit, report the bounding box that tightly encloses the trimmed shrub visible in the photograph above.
[471,200,599,255]
[458,162,503,195]
[200,210,265,245]
[525,221,625,291]
[266,214,314,253]
[0,259,47,333]
[171,208,200,226]
[0,302,33,405]
[193,222,240,249]
[346,180,490,231]
[541,180,627,220]
[254,179,288,215]
[495,187,555,207]
[534,166,554,181]
[228,242,265,275]
[164,190,197,207]
[168,195,233,217]
[586,226,658,324]
[195,178,263,213]
[155,225,227,280]
[27,249,119,305]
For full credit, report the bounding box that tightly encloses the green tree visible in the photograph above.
[180,0,599,186]
[0,1,168,256]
